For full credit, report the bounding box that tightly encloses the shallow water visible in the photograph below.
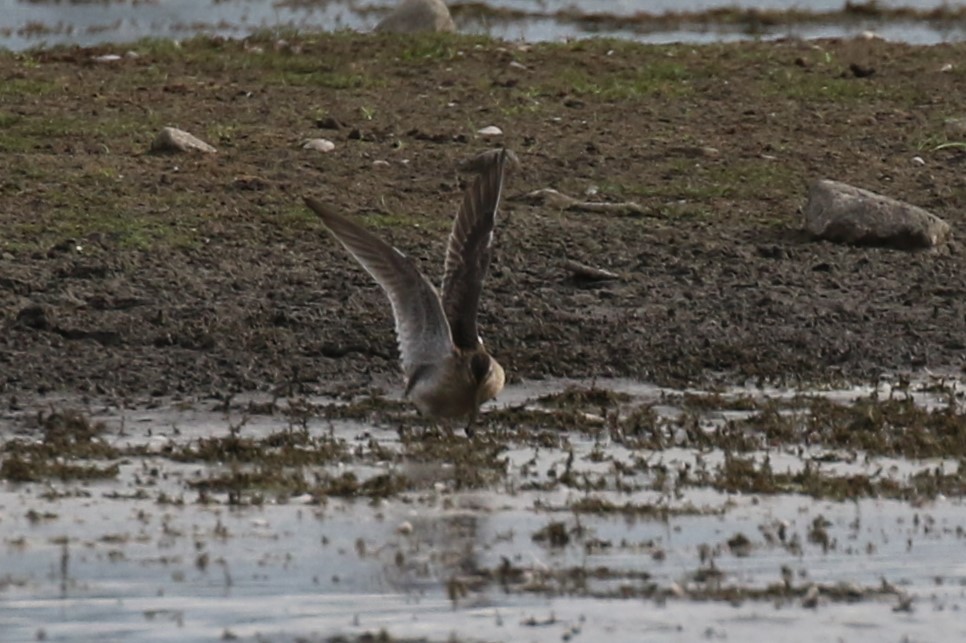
[3,0,965,51]
[2,377,965,641]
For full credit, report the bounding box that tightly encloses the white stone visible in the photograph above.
[803,179,951,250]
[375,0,455,34]
[911,156,925,166]
[372,159,391,168]
[302,138,335,153]
[150,127,217,154]
[93,54,122,63]
[477,125,503,137]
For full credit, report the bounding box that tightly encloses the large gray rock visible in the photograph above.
[803,179,951,250]
[375,0,455,34]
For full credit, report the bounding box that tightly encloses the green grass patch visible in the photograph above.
[604,157,799,205]
[540,61,693,100]
[0,76,58,97]
[761,66,924,104]
[395,32,493,61]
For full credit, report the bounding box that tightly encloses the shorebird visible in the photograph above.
[304,148,511,436]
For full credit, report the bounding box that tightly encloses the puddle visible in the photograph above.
[2,376,966,640]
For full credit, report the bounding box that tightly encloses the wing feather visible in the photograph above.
[304,197,453,377]
[440,149,508,350]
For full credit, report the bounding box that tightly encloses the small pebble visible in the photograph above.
[397,521,413,536]
[911,156,925,166]
[372,159,391,168]
[477,125,503,137]
[302,138,335,153]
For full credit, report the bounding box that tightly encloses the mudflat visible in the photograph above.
[1,33,964,404]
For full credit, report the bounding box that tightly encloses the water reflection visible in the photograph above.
[3,0,965,50]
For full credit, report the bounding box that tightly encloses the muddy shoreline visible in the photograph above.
[1,34,965,409]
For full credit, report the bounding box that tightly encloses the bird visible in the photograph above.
[304,148,511,436]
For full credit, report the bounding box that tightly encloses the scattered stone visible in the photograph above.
[46,238,81,256]
[893,593,915,613]
[396,521,414,536]
[563,259,620,282]
[372,159,391,168]
[802,584,820,608]
[315,116,343,130]
[910,156,925,166]
[232,175,271,191]
[508,60,527,70]
[848,62,875,78]
[375,0,455,34]
[477,125,503,137]
[944,117,966,136]
[803,179,951,250]
[939,63,954,73]
[93,54,122,63]
[302,138,336,153]
[515,188,647,216]
[15,304,50,331]
[150,127,217,154]
[669,581,686,598]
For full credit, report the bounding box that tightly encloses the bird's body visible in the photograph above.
[304,148,510,434]
[405,351,504,421]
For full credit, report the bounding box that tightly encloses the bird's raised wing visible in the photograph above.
[304,197,454,377]
[440,148,508,350]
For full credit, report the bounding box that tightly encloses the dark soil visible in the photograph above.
[1,33,965,406]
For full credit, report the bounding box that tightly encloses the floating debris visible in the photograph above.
[944,116,966,136]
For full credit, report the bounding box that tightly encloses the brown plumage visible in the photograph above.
[304,149,511,435]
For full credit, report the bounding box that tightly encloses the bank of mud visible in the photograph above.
[1,34,964,406]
